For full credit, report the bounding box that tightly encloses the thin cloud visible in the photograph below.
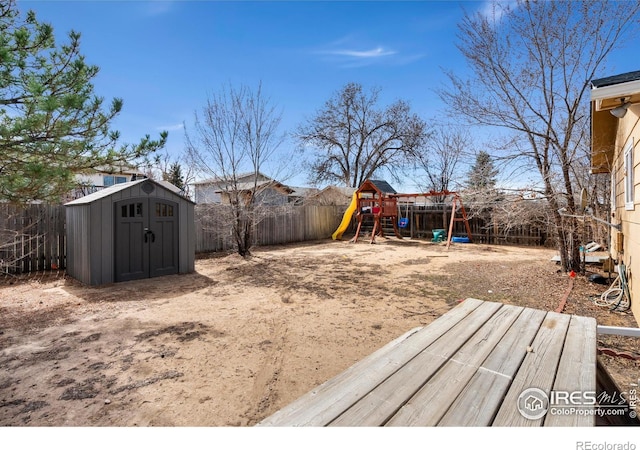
[314,38,418,68]
[325,46,397,59]
[157,123,184,132]
[142,1,175,17]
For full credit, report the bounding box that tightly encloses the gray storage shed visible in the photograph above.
[65,179,195,285]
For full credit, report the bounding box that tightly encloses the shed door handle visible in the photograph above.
[144,228,154,243]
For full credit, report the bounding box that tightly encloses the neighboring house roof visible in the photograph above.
[289,186,319,196]
[330,186,358,197]
[288,186,320,199]
[304,185,355,205]
[192,171,271,186]
[80,164,146,176]
[192,171,294,194]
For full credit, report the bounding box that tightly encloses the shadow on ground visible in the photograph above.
[62,271,217,304]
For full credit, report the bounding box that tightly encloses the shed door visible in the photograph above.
[115,199,178,282]
[149,199,179,278]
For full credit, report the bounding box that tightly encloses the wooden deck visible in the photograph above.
[257,298,598,427]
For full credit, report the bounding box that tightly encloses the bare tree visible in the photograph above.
[418,126,469,193]
[298,82,428,188]
[569,146,611,248]
[1,205,45,275]
[440,0,640,271]
[185,83,285,257]
[1,224,37,275]
[417,126,469,227]
[489,190,554,246]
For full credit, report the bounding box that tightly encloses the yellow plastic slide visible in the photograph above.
[332,192,358,240]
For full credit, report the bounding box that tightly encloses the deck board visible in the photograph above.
[329,301,504,426]
[257,299,597,427]
[492,312,571,426]
[437,307,547,426]
[544,315,597,426]
[384,304,524,426]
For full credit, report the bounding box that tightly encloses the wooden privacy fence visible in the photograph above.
[0,204,66,274]
[1,202,553,274]
[195,204,345,253]
[397,206,551,247]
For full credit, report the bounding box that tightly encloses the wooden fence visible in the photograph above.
[195,204,345,253]
[396,206,551,247]
[0,204,66,274]
[1,203,552,274]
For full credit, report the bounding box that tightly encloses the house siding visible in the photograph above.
[194,185,222,204]
[611,104,640,323]
[254,187,290,205]
[191,172,293,205]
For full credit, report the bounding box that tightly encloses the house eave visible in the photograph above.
[591,79,640,112]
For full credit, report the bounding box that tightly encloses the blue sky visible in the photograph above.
[16,0,640,189]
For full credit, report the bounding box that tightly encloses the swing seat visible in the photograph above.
[398,218,409,228]
[432,229,445,242]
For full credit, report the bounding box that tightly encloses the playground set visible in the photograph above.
[332,179,473,247]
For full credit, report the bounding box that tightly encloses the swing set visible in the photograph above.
[343,180,473,246]
[392,191,473,247]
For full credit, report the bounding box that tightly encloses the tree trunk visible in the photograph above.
[548,192,582,273]
[552,212,582,273]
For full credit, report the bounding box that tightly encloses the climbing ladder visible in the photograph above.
[351,210,403,244]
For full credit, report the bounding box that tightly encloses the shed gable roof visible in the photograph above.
[65,179,194,206]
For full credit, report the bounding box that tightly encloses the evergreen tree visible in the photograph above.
[463,151,501,224]
[164,162,185,191]
[466,151,498,192]
[0,1,167,203]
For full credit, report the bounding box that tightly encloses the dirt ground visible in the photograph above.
[0,238,638,426]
